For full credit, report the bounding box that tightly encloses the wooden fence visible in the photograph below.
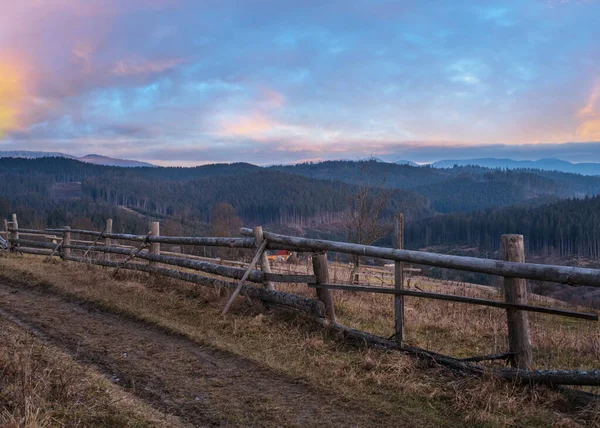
[2,214,600,388]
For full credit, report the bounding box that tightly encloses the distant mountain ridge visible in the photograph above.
[0,150,154,167]
[432,158,600,176]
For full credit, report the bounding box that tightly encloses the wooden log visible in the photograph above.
[254,226,275,290]
[11,239,56,249]
[264,272,317,283]
[307,284,598,321]
[502,234,533,370]
[63,255,324,317]
[459,352,515,363]
[105,219,113,262]
[62,226,71,259]
[240,228,600,288]
[312,252,335,322]
[394,213,405,345]
[6,228,53,235]
[47,228,256,248]
[159,251,249,267]
[150,221,160,265]
[65,244,268,283]
[320,320,600,386]
[15,248,53,256]
[222,239,269,315]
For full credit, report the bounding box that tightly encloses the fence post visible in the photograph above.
[62,226,71,259]
[501,234,533,370]
[394,213,405,346]
[312,252,335,322]
[105,219,113,261]
[253,226,274,290]
[10,213,18,252]
[150,221,160,265]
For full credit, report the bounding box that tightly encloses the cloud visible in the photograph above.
[2,0,600,163]
[112,58,183,76]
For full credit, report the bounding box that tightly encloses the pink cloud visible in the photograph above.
[112,58,183,76]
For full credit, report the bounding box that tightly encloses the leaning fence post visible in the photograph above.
[394,213,405,346]
[62,226,71,259]
[253,226,274,290]
[105,218,113,261]
[150,221,160,265]
[312,252,335,322]
[501,234,533,370]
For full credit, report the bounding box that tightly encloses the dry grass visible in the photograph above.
[0,254,598,427]
[0,313,183,427]
[272,260,600,370]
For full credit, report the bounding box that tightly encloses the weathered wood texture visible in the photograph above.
[502,234,533,369]
[105,219,113,262]
[222,239,269,315]
[64,244,315,284]
[62,226,71,258]
[240,228,600,287]
[11,239,57,249]
[47,228,256,248]
[63,255,324,317]
[254,226,274,290]
[312,252,336,322]
[11,214,18,241]
[394,214,404,345]
[308,283,598,320]
[150,221,160,264]
[15,248,53,256]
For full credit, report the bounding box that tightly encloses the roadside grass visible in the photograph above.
[0,254,598,427]
[0,312,183,427]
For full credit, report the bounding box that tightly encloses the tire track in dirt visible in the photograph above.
[0,281,392,427]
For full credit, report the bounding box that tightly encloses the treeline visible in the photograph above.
[407,195,600,258]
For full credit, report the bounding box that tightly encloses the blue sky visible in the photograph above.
[1,0,600,165]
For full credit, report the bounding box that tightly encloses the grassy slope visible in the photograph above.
[0,254,597,427]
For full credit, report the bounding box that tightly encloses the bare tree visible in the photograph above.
[342,173,394,283]
[210,202,242,259]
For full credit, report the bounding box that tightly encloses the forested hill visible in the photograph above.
[0,157,432,231]
[407,195,600,259]
[3,157,600,258]
[271,160,600,212]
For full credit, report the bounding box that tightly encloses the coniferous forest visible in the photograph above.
[3,156,600,264]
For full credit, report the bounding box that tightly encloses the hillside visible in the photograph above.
[0,254,596,427]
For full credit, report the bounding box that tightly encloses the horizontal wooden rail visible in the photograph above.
[309,283,598,321]
[15,248,53,256]
[64,255,324,317]
[7,228,50,235]
[11,239,57,249]
[65,244,316,284]
[46,228,256,248]
[240,228,600,288]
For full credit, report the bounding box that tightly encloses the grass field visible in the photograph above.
[0,253,598,427]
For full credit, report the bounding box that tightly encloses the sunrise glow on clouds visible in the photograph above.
[1,0,600,165]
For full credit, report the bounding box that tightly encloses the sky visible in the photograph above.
[1,0,600,166]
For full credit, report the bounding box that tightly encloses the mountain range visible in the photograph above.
[0,151,154,167]
[431,158,600,175]
[2,150,600,176]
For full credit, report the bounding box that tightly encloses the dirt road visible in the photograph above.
[0,280,392,427]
